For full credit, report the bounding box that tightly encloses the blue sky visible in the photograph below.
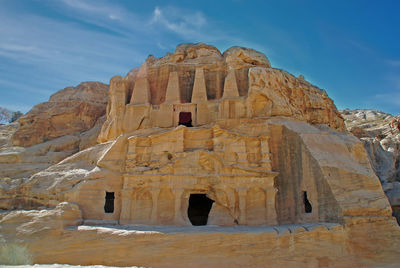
[0,0,399,115]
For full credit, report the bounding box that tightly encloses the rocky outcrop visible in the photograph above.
[0,208,399,267]
[0,140,114,210]
[0,202,82,264]
[341,109,400,221]
[99,43,344,142]
[0,122,18,147]
[12,82,108,147]
[0,82,108,181]
[0,43,399,267]
[1,118,400,266]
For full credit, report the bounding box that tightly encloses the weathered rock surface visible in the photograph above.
[12,82,108,147]
[2,116,399,266]
[0,135,80,181]
[0,43,399,267]
[341,109,400,221]
[0,122,18,147]
[99,43,344,142]
[0,204,399,267]
[0,82,108,181]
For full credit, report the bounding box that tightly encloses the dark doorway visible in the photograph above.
[187,194,214,226]
[179,112,193,127]
[104,192,115,213]
[303,191,312,213]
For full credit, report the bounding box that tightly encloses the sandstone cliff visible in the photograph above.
[0,43,399,267]
[0,82,108,181]
[99,43,344,142]
[341,109,400,221]
[12,82,108,147]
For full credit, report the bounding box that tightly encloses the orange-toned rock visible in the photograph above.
[12,82,108,147]
[99,43,344,142]
[0,43,399,267]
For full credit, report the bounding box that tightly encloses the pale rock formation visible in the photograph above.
[0,134,80,181]
[223,46,271,69]
[0,122,18,147]
[1,211,399,267]
[341,109,400,222]
[0,82,108,182]
[0,140,114,210]
[99,43,344,142]
[0,43,399,267]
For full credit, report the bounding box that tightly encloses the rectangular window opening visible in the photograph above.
[303,191,312,213]
[104,191,115,213]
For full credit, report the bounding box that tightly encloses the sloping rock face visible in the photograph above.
[0,82,108,181]
[12,82,108,147]
[341,109,400,222]
[0,122,18,147]
[1,43,399,267]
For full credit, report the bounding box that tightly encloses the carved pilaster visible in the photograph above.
[264,187,278,225]
[237,188,248,225]
[173,188,185,224]
[119,189,133,224]
[150,188,160,224]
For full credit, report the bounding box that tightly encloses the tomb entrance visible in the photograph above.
[187,194,214,226]
[179,112,193,127]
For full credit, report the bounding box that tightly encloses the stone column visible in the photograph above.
[237,188,248,225]
[264,187,278,225]
[173,188,185,225]
[225,188,236,214]
[119,189,133,224]
[150,188,160,224]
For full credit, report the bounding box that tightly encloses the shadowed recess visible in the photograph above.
[187,194,214,226]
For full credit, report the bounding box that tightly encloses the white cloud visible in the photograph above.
[62,0,123,21]
[386,59,400,67]
[150,6,211,41]
[0,2,272,114]
[0,7,145,68]
[0,43,36,53]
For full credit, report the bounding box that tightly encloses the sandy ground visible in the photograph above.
[1,265,141,268]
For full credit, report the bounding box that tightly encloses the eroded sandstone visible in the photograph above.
[341,109,400,222]
[0,43,399,267]
[12,82,108,147]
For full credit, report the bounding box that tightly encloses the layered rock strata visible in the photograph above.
[98,43,344,142]
[0,82,108,182]
[341,109,400,222]
[0,43,399,267]
[12,82,108,147]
